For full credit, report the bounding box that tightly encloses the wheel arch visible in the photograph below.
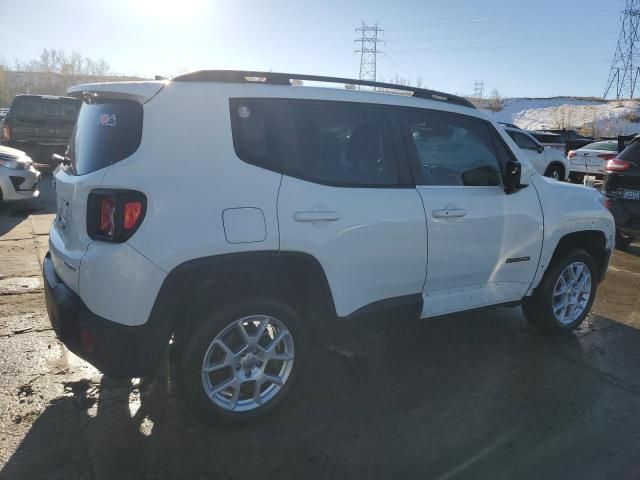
[152,251,337,345]
[530,229,610,295]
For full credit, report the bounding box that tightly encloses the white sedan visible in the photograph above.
[567,140,618,183]
[0,146,40,202]
[504,127,570,180]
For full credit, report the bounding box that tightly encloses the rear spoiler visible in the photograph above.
[67,81,167,104]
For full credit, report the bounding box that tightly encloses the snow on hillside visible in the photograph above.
[482,97,640,136]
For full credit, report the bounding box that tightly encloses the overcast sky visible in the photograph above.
[0,0,624,98]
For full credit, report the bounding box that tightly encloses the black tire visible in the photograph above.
[569,172,585,184]
[178,298,308,426]
[522,249,598,333]
[615,230,635,251]
[545,164,564,181]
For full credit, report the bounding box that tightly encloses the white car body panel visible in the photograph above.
[278,176,428,317]
[0,146,40,202]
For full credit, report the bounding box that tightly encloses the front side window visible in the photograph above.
[285,101,400,186]
[510,131,540,151]
[404,109,502,187]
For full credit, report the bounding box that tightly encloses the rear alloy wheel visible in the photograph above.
[615,230,635,251]
[545,165,563,181]
[523,249,598,333]
[179,299,307,425]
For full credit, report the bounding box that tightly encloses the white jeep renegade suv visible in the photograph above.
[43,71,614,425]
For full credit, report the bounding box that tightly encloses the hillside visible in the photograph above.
[478,97,640,137]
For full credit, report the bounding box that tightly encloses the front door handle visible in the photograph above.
[294,211,341,222]
[432,208,467,219]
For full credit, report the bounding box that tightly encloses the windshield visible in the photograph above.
[68,100,143,175]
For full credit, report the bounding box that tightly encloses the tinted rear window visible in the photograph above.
[68,100,143,175]
[10,96,80,123]
[581,141,618,152]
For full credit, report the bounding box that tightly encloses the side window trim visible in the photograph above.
[397,106,505,188]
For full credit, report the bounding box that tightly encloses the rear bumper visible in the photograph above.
[43,252,167,377]
[606,197,640,237]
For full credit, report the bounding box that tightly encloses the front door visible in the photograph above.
[398,108,544,317]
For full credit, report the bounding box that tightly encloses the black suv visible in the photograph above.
[0,95,80,170]
[603,137,640,249]
[541,129,593,154]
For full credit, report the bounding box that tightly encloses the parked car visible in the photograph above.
[0,94,80,170]
[528,131,566,153]
[603,136,640,249]
[541,129,593,153]
[0,145,40,202]
[504,127,569,180]
[43,71,614,425]
[567,140,619,183]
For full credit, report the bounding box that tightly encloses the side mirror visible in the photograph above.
[504,160,522,194]
[537,145,544,154]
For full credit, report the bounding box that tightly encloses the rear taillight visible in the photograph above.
[568,151,576,158]
[606,158,632,172]
[123,201,143,229]
[99,197,116,236]
[604,197,614,209]
[87,189,146,242]
[1,123,11,143]
[598,153,617,161]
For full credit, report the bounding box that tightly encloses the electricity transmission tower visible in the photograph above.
[604,0,640,99]
[473,81,485,99]
[355,21,383,84]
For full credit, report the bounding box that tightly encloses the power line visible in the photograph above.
[355,21,383,84]
[604,0,640,99]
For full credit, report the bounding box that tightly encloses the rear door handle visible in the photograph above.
[432,208,467,219]
[294,211,341,222]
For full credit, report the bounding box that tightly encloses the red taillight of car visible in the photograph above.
[123,201,143,229]
[568,151,576,158]
[604,197,614,209]
[99,197,116,236]
[598,153,617,161]
[1,123,11,143]
[606,158,632,172]
[87,190,146,242]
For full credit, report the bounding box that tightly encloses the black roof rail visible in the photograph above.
[171,70,475,109]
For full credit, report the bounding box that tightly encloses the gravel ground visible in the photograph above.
[1,177,639,480]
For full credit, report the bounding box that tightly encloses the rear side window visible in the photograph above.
[68,100,143,176]
[10,96,80,123]
[229,99,281,172]
[403,109,502,187]
[285,101,400,186]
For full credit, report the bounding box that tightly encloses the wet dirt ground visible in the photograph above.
[1,177,639,480]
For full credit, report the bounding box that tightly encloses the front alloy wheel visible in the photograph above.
[551,262,592,325]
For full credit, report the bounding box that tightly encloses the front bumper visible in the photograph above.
[43,252,167,377]
[0,167,39,201]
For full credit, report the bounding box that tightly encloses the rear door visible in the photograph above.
[275,99,428,317]
[50,98,144,292]
[399,108,543,317]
